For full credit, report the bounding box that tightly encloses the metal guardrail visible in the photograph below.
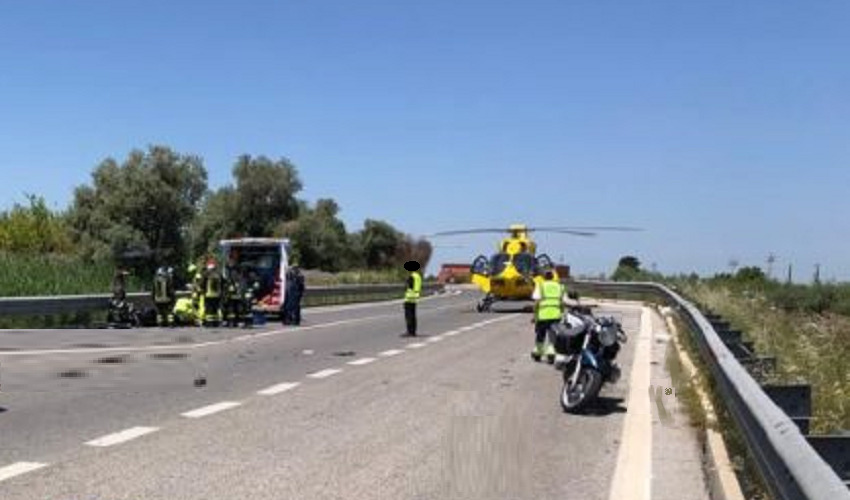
[0,283,445,317]
[570,280,850,500]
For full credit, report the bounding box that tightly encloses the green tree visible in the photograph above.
[358,219,402,268]
[394,235,433,270]
[612,255,643,281]
[0,195,73,254]
[230,155,303,236]
[278,198,349,272]
[68,145,208,270]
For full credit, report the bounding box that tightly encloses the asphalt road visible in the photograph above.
[0,291,709,499]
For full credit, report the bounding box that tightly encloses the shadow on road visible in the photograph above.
[574,396,627,417]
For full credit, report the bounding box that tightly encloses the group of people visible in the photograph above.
[150,259,262,328]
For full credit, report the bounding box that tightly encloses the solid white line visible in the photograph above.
[0,462,48,482]
[426,336,444,343]
[308,368,342,379]
[347,357,377,366]
[443,330,460,337]
[379,349,404,357]
[608,307,653,500]
[406,342,427,349]
[85,426,159,447]
[257,382,300,396]
[0,300,477,357]
[181,401,242,418]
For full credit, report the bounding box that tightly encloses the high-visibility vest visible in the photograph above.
[205,273,222,298]
[405,272,422,303]
[153,275,170,303]
[535,279,563,321]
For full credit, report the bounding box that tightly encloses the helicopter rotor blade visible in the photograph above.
[531,226,644,232]
[528,229,597,237]
[429,228,512,237]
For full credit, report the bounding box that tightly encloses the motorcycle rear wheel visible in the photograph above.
[560,367,602,413]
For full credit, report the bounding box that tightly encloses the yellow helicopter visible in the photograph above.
[430,224,640,312]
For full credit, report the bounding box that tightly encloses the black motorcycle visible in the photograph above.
[106,295,142,328]
[553,300,627,413]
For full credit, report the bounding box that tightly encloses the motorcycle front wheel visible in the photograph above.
[560,367,603,413]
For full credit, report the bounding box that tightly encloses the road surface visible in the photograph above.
[0,290,709,499]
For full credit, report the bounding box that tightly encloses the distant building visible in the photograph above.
[438,263,472,284]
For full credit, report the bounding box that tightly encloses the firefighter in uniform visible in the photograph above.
[401,261,422,337]
[152,266,176,326]
[201,259,223,326]
[187,263,204,325]
[223,265,243,327]
[531,270,564,364]
[243,270,261,327]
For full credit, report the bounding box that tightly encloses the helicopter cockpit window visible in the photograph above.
[513,253,534,276]
[490,253,510,276]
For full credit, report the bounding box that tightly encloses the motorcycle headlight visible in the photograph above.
[598,324,618,347]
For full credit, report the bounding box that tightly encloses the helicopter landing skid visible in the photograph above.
[476,295,495,313]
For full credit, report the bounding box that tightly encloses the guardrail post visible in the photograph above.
[806,436,850,488]
[763,384,813,435]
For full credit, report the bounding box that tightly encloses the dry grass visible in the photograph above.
[681,282,850,434]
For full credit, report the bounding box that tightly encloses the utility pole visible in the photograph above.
[767,253,776,279]
[814,264,821,285]
[786,263,792,284]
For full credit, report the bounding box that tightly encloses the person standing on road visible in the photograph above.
[531,270,564,364]
[152,266,176,326]
[401,261,422,337]
[290,265,305,326]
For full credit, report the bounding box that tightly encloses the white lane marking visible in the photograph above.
[181,401,242,419]
[257,382,300,396]
[0,300,475,357]
[308,368,342,379]
[426,336,444,343]
[608,307,653,500]
[406,342,427,349]
[85,426,159,447]
[443,330,460,337]
[379,349,404,357]
[0,462,48,482]
[347,357,377,366]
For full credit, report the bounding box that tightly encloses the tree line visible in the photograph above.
[0,145,432,279]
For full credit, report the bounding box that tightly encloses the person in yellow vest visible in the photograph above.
[401,261,422,337]
[531,269,565,363]
[201,258,223,326]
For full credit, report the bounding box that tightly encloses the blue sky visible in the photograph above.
[1,1,849,280]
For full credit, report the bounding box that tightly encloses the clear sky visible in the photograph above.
[1,1,849,280]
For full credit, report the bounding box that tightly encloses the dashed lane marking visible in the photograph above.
[181,401,242,419]
[257,382,300,396]
[406,342,427,349]
[379,349,404,357]
[347,357,377,366]
[426,336,444,343]
[0,462,48,483]
[85,426,159,447]
[307,368,343,379]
